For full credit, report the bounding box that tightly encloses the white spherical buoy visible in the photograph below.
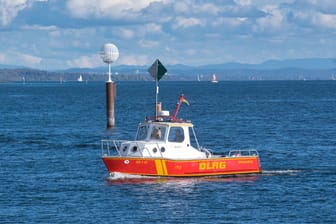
[100,43,119,82]
[100,43,119,64]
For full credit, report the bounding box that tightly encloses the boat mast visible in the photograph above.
[148,59,167,120]
[155,64,159,119]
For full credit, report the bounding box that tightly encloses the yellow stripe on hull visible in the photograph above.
[155,160,168,176]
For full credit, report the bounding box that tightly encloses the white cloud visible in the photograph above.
[184,48,197,56]
[292,6,336,30]
[234,0,251,6]
[1,0,336,69]
[118,54,148,66]
[173,17,203,29]
[312,12,336,29]
[144,23,162,33]
[0,50,41,66]
[138,39,159,48]
[48,30,61,38]
[0,0,51,26]
[254,5,284,31]
[22,24,58,31]
[119,29,135,39]
[66,55,101,68]
[174,1,189,13]
[134,23,164,39]
[305,0,336,13]
[66,0,162,19]
[174,1,219,15]
[211,17,247,27]
[21,53,42,64]
[0,53,6,63]
[0,0,28,26]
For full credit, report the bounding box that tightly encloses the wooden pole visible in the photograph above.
[106,81,115,128]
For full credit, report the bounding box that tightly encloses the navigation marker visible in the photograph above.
[100,43,119,128]
[148,59,167,81]
[148,59,167,119]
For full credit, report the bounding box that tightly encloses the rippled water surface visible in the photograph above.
[1,81,336,223]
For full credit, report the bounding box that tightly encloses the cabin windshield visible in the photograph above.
[136,124,168,141]
[136,124,148,140]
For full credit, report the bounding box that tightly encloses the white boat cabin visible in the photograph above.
[118,121,210,159]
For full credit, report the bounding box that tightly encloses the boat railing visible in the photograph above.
[101,139,165,158]
[101,139,123,156]
[229,149,259,157]
[199,146,212,158]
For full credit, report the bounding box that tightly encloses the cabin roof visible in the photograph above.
[143,121,193,127]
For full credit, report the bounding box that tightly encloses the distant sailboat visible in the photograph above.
[211,73,218,83]
[197,74,201,81]
[77,75,83,82]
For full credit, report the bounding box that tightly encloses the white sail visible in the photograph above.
[77,75,83,82]
[211,73,218,83]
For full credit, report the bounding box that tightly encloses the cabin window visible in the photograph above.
[150,126,166,141]
[136,125,148,140]
[168,127,184,143]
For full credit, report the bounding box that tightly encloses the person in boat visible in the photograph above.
[151,127,161,140]
[174,128,184,142]
[168,127,184,143]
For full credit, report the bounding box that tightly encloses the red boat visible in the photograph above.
[101,95,261,177]
[101,59,261,177]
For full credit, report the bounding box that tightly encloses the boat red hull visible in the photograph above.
[102,156,261,177]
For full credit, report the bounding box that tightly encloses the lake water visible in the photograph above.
[1,81,336,223]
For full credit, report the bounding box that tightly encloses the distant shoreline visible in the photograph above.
[1,67,335,82]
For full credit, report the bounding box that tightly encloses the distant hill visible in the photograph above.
[62,58,336,73]
[0,64,27,69]
[1,58,335,82]
[256,58,336,69]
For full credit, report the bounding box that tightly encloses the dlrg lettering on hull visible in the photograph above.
[199,161,226,170]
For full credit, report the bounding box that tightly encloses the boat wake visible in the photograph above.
[262,169,302,176]
[107,172,153,180]
[106,173,173,184]
[106,172,261,185]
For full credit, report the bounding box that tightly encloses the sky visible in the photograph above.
[0,0,335,70]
